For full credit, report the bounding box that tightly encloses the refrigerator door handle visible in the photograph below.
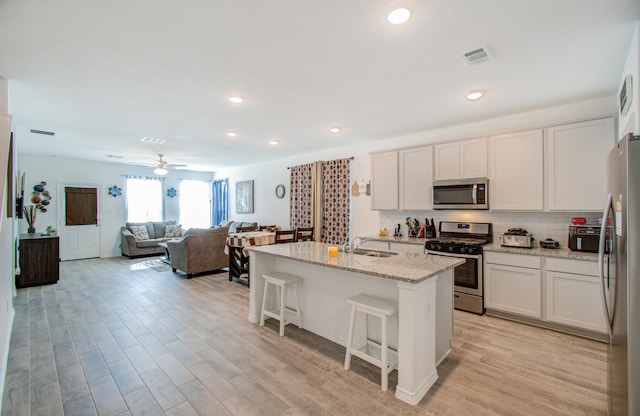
[598,192,613,338]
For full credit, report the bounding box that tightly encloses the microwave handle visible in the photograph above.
[472,184,477,204]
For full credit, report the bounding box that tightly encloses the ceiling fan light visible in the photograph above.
[153,167,168,175]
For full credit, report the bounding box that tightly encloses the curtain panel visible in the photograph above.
[289,163,313,230]
[212,179,229,226]
[321,158,351,244]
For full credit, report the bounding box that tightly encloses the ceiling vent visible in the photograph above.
[30,129,55,136]
[462,47,491,65]
[141,136,166,144]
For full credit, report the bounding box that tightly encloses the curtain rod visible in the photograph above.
[287,156,354,169]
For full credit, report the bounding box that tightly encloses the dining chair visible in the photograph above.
[275,229,296,244]
[295,227,314,242]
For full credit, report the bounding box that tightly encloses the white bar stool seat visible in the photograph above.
[344,293,398,391]
[260,272,302,336]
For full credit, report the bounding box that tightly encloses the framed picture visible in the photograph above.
[236,180,254,213]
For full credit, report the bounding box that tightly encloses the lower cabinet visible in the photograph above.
[485,252,542,318]
[545,258,607,333]
[485,251,607,336]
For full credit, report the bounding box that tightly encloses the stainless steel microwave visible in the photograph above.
[432,178,489,210]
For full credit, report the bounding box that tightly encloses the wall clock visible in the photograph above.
[275,184,286,199]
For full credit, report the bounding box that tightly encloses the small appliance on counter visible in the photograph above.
[424,218,436,238]
[568,224,601,252]
[499,228,535,248]
[540,238,560,249]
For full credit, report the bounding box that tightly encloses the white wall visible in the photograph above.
[0,76,15,410]
[619,21,640,137]
[216,96,616,242]
[16,154,213,258]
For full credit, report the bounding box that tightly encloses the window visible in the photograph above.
[125,177,164,222]
[179,180,211,229]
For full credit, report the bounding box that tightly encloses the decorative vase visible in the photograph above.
[27,226,36,234]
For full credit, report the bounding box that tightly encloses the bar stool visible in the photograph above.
[344,294,398,391]
[260,272,302,336]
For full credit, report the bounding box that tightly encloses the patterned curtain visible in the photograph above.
[289,163,313,230]
[321,159,351,244]
[212,178,228,226]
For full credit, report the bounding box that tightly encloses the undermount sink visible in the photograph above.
[350,248,398,257]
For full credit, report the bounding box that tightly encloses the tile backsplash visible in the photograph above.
[379,210,601,249]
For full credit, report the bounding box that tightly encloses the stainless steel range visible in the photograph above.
[425,221,493,314]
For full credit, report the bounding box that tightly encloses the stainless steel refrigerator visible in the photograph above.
[599,133,639,415]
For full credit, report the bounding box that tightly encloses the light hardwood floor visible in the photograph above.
[2,256,608,415]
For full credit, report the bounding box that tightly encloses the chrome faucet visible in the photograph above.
[342,236,368,252]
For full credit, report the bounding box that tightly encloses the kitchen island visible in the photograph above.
[247,241,463,405]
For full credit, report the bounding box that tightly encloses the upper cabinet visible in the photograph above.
[371,146,433,210]
[370,151,399,210]
[399,146,433,210]
[434,138,487,181]
[546,117,615,211]
[489,129,544,210]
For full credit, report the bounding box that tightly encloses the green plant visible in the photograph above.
[46,225,57,233]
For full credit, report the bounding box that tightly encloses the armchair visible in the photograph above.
[166,227,229,278]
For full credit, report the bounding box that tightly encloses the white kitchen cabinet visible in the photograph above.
[546,117,615,211]
[485,252,542,318]
[434,138,487,181]
[434,142,460,180]
[489,129,544,210]
[399,146,433,210]
[545,258,607,333]
[370,151,398,210]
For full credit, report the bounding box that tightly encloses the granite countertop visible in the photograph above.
[483,243,599,261]
[248,241,463,284]
[362,235,427,245]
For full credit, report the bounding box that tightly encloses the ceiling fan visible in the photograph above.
[152,154,186,175]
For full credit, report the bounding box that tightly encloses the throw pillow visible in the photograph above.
[130,225,149,241]
[164,224,182,238]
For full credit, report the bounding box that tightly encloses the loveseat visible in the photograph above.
[218,220,258,233]
[166,227,229,278]
[120,221,183,258]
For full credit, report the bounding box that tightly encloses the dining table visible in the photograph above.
[224,231,276,286]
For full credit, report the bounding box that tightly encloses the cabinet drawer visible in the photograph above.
[546,257,598,276]
[485,252,540,269]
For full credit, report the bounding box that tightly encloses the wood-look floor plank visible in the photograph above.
[1,256,608,415]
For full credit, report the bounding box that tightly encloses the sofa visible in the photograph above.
[120,221,183,258]
[218,220,258,233]
[166,227,229,278]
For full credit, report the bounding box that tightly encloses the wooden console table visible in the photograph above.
[17,233,60,288]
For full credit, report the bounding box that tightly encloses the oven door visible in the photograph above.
[426,250,483,297]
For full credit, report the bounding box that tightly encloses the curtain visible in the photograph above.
[65,187,98,225]
[212,179,229,226]
[289,163,313,230]
[289,158,351,244]
[321,159,351,244]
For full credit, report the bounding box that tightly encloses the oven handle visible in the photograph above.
[426,250,481,259]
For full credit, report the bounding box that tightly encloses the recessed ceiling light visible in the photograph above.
[268,139,279,146]
[329,127,342,134]
[387,7,411,24]
[228,96,244,104]
[226,131,237,137]
[465,89,486,101]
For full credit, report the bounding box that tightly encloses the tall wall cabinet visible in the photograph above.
[17,234,60,288]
